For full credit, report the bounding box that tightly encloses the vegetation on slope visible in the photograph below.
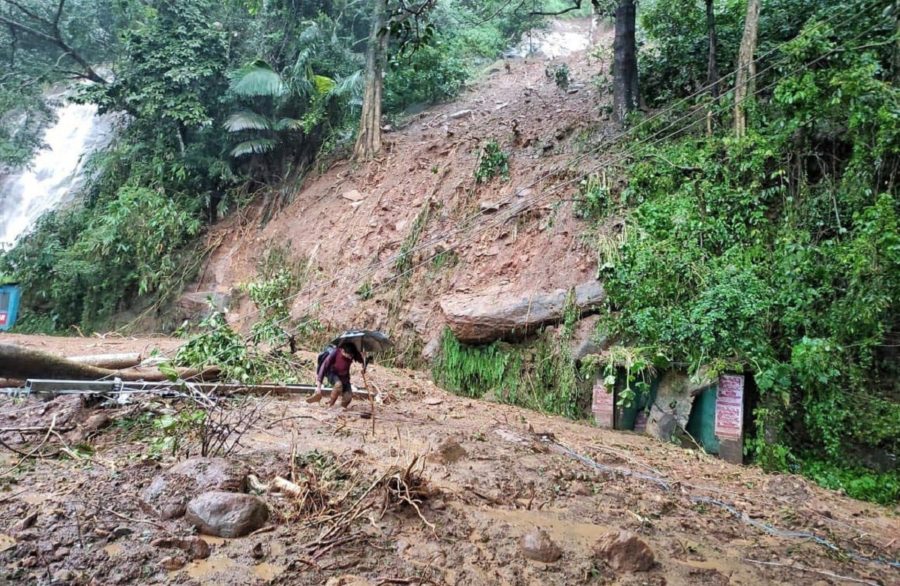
[0,0,540,331]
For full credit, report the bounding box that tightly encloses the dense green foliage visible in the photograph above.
[1,0,539,332]
[434,292,588,418]
[602,0,899,501]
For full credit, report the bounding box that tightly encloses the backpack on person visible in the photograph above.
[317,344,336,373]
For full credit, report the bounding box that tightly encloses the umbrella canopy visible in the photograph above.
[329,330,393,356]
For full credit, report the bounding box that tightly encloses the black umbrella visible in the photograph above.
[329,330,393,356]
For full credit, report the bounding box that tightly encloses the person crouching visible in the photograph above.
[307,343,365,408]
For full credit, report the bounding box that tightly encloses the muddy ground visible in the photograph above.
[1,339,898,586]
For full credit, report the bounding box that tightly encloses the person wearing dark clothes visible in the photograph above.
[308,343,366,407]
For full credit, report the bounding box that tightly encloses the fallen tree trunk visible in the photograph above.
[69,352,142,370]
[440,281,606,344]
[0,344,217,382]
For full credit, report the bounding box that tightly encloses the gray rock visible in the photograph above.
[520,528,562,563]
[569,315,610,361]
[185,491,269,538]
[644,370,714,442]
[594,531,655,572]
[160,555,185,571]
[141,457,248,520]
[440,281,605,343]
[51,569,75,584]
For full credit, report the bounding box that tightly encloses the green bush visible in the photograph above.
[605,8,899,501]
[474,140,510,183]
[2,186,200,330]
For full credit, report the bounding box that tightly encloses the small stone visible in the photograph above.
[13,511,38,532]
[52,547,70,561]
[51,569,75,584]
[83,413,112,432]
[342,189,365,202]
[185,492,269,538]
[251,542,266,560]
[152,536,210,560]
[432,438,467,464]
[111,526,133,539]
[520,528,562,563]
[594,530,655,572]
[430,499,447,511]
[160,556,185,571]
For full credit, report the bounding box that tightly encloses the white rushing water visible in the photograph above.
[0,102,117,248]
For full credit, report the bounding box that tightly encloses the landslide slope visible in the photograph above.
[196,19,614,355]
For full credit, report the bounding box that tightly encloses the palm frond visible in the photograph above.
[224,110,272,132]
[230,60,286,98]
[297,21,321,45]
[328,70,364,100]
[230,138,276,158]
[273,118,305,132]
[312,74,336,95]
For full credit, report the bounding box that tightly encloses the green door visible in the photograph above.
[686,386,720,454]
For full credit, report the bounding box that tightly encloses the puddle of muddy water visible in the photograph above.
[182,554,284,584]
[480,507,612,544]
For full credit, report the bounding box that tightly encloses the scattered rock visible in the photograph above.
[141,457,249,520]
[110,526,133,539]
[152,536,211,560]
[430,499,447,511]
[479,200,501,212]
[82,412,112,432]
[342,189,365,202]
[449,109,473,119]
[52,547,70,561]
[160,555,185,571]
[594,531,655,572]
[176,291,231,323]
[421,335,441,361]
[185,491,269,538]
[432,438,467,464]
[423,397,443,406]
[520,528,562,563]
[13,511,38,532]
[440,281,605,343]
[251,542,266,560]
[51,569,75,584]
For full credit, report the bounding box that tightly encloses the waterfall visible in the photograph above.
[0,102,117,248]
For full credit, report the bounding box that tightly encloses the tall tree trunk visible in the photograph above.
[734,0,760,138]
[705,0,719,97]
[353,0,388,161]
[612,0,639,125]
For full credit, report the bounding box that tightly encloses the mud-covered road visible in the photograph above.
[0,337,897,585]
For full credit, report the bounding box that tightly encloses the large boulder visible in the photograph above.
[644,370,715,443]
[141,457,249,520]
[440,281,605,343]
[185,491,269,538]
[593,531,655,572]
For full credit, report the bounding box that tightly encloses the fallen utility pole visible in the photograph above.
[0,379,372,400]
